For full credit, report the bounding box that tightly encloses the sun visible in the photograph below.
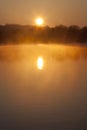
[35,17,44,26]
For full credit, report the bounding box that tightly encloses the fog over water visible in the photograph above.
[0,44,87,130]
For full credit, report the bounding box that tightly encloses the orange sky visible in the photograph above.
[0,0,87,26]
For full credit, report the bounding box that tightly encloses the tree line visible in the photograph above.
[0,24,87,44]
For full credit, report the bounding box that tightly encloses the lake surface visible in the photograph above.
[0,44,87,130]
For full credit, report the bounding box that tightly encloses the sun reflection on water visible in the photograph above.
[37,56,44,70]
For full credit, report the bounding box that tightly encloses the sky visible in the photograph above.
[0,0,87,26]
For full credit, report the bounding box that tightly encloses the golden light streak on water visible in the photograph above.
[37,56,44,70]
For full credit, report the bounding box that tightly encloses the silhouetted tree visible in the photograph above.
[79,27,87,43]
[66,25,80,43]
[0,24,87,45]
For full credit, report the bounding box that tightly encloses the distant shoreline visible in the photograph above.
[0,24,87,45]
[0,42,87,46]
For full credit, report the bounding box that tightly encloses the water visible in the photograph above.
[0,44,87,130]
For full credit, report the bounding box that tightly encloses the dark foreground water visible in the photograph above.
[0,45,87,130]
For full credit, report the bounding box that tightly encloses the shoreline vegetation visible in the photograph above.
[0,24,87,45]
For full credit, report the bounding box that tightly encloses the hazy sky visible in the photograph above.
[0,0,87,26]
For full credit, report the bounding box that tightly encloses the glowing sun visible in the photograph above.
[35,18,44,26]
[37,56,44,70]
